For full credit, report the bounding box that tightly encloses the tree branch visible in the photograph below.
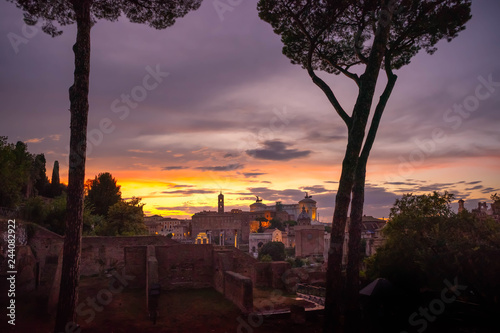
[359,50,397,162]
[307,45,351,128]
[318,51,360,87]
[354,25,369,64]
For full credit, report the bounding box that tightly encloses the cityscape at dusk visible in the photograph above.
[1,1,500,333]
[1,0,499,221]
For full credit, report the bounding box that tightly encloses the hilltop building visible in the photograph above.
[460,198,500,223]
[144,215,191,239]
[191,191,322,250]
[250,192,318,222]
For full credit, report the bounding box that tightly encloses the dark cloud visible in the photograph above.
[195,163,244,172]
[299,185,334,194]
[303,130,346,143]
[384,181,419,186]
[247,187,305,202]
[481,187,500,194]
[246,140,311,161]
[465,185,483,191]
[243,172,267,178]
[161,189,216,195]
[387,181,466,194]
[466,181,482,185]
[155,205,213,215]
[170,184,195,188]
[162,166,188,171]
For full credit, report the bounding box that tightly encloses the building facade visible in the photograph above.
[249,193,318,222]
[144,215,191,238]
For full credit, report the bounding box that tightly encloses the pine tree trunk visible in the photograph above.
[345,160,367,333]
[323,2,394,332]
[54,1,91,331]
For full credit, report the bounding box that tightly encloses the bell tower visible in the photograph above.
[218,192,224,213]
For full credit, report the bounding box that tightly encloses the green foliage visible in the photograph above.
[257,0,471,72]
[33,154,50,197]
[95,197,147,236]
[0,137,34,207]
[283,220,297,227]
[367,192,500,303]
[0,137,53,207]
[44,194,68,235]
[258,241,286,261]
[294,257,304,268]
[86,172,122,217]
[285,247,295,257]
[388,191,454,220]
[22,194,67,235]
[491,193,500,214]
[260,254,272,262]
[270,218,284,231]
[166,233,173,239]
[49,160,62,197]
[359,238,367,256]
[21,196,48,225]
[8,0,204,37]
[302,258,311,267]
[83,201,105,236]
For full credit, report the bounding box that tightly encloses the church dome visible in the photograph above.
[297,206,312,225]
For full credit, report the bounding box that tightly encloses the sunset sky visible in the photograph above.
[1,0,499,221]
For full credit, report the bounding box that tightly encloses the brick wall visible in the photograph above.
[223,271,253,313]
[254,261,291,289]
[80,236,177,276]
[155,244,213,290]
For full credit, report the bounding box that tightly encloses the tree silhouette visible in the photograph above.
[6,0,203,331]
[86,172,121,216]
[50,160,62,197]
[0,137,33,207]
[97,197,147,236]
[33,153,50,197]
[257,1,471,331]
[368,192,500,306]
[259,241,286,261]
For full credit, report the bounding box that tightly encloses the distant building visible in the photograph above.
[342,216,386,265]
[297,206,312,226]
[191,191,320,248]
[295,225,326,258]
[191,208,250,248]
[469,199,500,222]
[249,229,283,257]
[250,192,318,222]
[144,215,191,238]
